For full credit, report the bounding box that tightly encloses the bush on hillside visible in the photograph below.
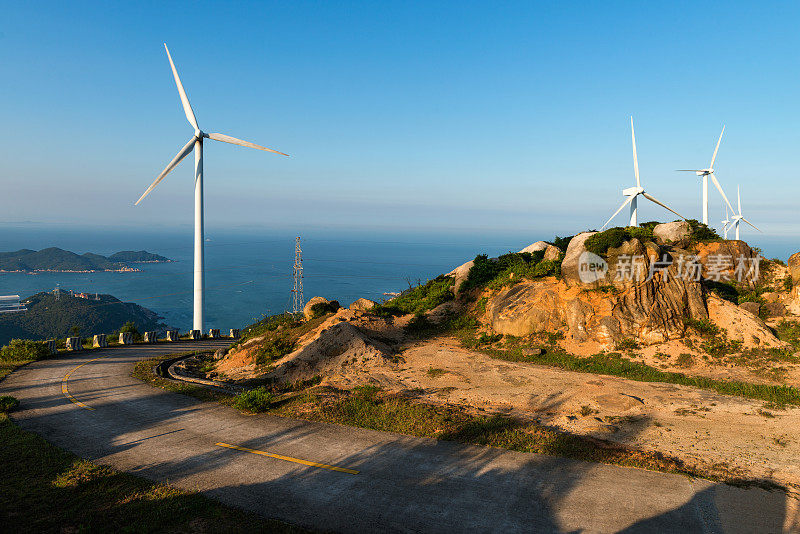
[0,339,50,362]
[233,387,274,412]
[0,396,19,412]
[309,300,340,319]
[584,225,655,256]
[373,276,454,316]
[686,219,722,243]
[461,251,560,292]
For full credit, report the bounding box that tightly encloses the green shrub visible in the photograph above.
[0,339,50,362]
[676,354,694,368]
[584,226,655,256]
[552,235,574,252]
[233,387,274,412]
[309,300,340,319]
[462,251,556,292]
[686,219,722,242]
[255,335,296,364]
[373,276,454,316]
[615,338,640,351]
[0,396,19,412]
[684,317,719,336]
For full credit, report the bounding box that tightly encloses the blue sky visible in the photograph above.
[1,1,798,239]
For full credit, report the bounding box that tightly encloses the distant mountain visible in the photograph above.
[0,292,170,345]
[0,247,172,272]
[107,250,173,263]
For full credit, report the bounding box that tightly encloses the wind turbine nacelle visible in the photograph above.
[623,186,644,196]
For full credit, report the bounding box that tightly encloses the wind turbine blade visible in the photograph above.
[602,195,635,229]
[676,170,704,172]
[737,185,741,214]
[206,132,289,156]
[709,125,724,169]
[631,117,640,187]
[709,173,735,215]
[741,217,762,232]
[164,43,199,130]
[641,192,686,220]
[135,137,196,205]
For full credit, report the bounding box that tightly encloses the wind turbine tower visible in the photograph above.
[136,44,288,332]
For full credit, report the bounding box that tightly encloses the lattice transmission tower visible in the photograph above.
[291,236,304,314]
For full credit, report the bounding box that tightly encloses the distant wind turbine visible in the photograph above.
[730,185,761,240]
[721,205,731,239]
[676,126,735,225]
[602,117,685,229]
[135,43,288,332]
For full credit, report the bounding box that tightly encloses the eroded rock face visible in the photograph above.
[692,241,759,287]
[789,252,800,287]
[653,221,691,247]
[708,296,784,348]
[487,279,566,337]
[492,236,709,346]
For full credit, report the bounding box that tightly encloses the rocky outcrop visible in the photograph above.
[692,241,759,287]
[492,234,711,346]
[789,252,800,287]
[349,298,377,312]
[447,259,475,294]
[519,241,562,261]
[303,296,340,320]
[707,296,784,348]
[653,221,691,248]
[560,232,598,287]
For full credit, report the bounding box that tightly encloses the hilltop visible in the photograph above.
[202,220,800,490]
[0,291,169,345]
[0,247,172,272]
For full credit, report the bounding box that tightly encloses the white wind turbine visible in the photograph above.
[602,117,685,229]
[135,44,288,332]
[676,126,735,225]
[729,185,761,240]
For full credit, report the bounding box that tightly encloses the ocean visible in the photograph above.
[0,225,530,332]
[1,225,796,333]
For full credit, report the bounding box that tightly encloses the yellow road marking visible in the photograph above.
[61,354,113,411]
[216,442,360,475]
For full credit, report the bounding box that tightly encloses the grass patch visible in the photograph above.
[234,387,274,412]
[426,367,447,378]
[0,412,304,533]
[372,275,454,316]
[0,395,19,412]
[459,252,560,293]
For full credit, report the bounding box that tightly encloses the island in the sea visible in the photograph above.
[0,247,173,273]
[0,291,170,345]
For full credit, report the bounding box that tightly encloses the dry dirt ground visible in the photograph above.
[216,309,800,491]
[388,338,800,490]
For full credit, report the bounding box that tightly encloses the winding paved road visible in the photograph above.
[2,342,796,533]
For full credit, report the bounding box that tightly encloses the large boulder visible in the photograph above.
[519,241,562,261]
[487,279,566,336]
[447,259,474,294]
[560,232,599,287]
[653,221,691,248]
[349,298,377,312]
[303,297,340,320]
[788,252,800,287]
[708,296,785,348]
